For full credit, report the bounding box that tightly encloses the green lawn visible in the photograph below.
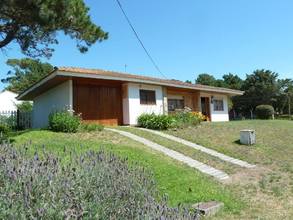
[11,129,243,217]
[117,126,241,175]
[9,120,293,219]
[165,120,293,219]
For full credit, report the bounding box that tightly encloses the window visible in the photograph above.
[213,99,224,111]
[168,99,184,112]
[140,90,156,105]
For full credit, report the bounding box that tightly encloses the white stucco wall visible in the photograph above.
[200,92,229,122]
[32,80,72,128]
[0,90,22,111]
[124,83,164,125]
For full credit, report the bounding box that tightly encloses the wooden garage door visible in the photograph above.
[73,83,122,125]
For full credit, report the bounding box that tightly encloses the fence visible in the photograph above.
[0,110,32,130]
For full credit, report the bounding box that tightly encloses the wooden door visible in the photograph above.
[200,97,211,120]
[73,83,123,125]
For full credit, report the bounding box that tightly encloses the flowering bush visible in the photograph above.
[173,111,202,128]
[191,111,208,121]
[0,143,199,219]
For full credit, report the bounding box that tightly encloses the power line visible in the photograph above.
[114,0,167,79]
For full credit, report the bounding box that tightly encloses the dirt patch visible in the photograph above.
[224,165,271,185]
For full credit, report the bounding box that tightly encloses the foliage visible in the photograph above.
[12,130,243,214]
[0,0,108,58]
[79,123,104,132]
[195,73,243,89]
[49,111,81,133]
[255,105,274,119]
[138,110,205,130]
[137,113,176,130]
[0,144,199,219]
[222,73,243,90]
[0,123,10,141]
[196,73,217,86]
[0,115,17,129]
[275,114,293,120]
[1,58,53,93]
[233,69,280,117]
[276,78,293,114]
[16,101,33,112]
[193,70,292,118]
[173,110,204,128]
[191,111,207,121]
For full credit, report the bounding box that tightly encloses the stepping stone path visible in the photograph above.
[138,128,256,168]
[106,128,229,181]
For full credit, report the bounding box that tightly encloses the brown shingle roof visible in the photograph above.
[58,67,243,95]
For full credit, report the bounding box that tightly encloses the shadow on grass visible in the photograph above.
[8,129,36,143]
[233,139,241,145]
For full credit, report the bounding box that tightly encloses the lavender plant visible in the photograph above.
[0,143,199,219]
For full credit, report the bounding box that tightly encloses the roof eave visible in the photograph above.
[17,69,244,100]
[58,71,244,96]
[17,70,58,100]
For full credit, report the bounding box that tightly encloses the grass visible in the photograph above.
[165,120,293,219]
[117,126,241,174]
[10,129,243,216]
[9,120,293,219]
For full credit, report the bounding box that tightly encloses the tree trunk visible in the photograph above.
[250,109,253,119]
[289,95,291,117]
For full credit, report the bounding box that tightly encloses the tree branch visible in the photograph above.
[0,25,19,48]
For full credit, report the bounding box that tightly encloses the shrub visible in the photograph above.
[137,110,205,130]
[255,105,274,119]
[0,115,17,129]
[0,143,198,219]
[0,124,10,141]
[137,113,176,130]
[49,111,81,133]
[173,111,203,128]
[16,101,33,112]
[79,123,104,132]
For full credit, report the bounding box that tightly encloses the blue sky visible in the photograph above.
[1,0,293,90]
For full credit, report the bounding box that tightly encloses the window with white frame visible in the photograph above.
[213,99,224,111]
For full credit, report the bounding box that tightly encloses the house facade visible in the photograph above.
[17,67,243,128]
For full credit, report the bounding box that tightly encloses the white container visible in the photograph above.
[240,130,256,145]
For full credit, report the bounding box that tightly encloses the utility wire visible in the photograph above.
[114,0,167,79]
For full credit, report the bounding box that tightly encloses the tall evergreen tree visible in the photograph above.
[0,0,108,58]
[1,58,53,93]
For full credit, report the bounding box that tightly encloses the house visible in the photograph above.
[17,67,243,128]
[0,90,22,112]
